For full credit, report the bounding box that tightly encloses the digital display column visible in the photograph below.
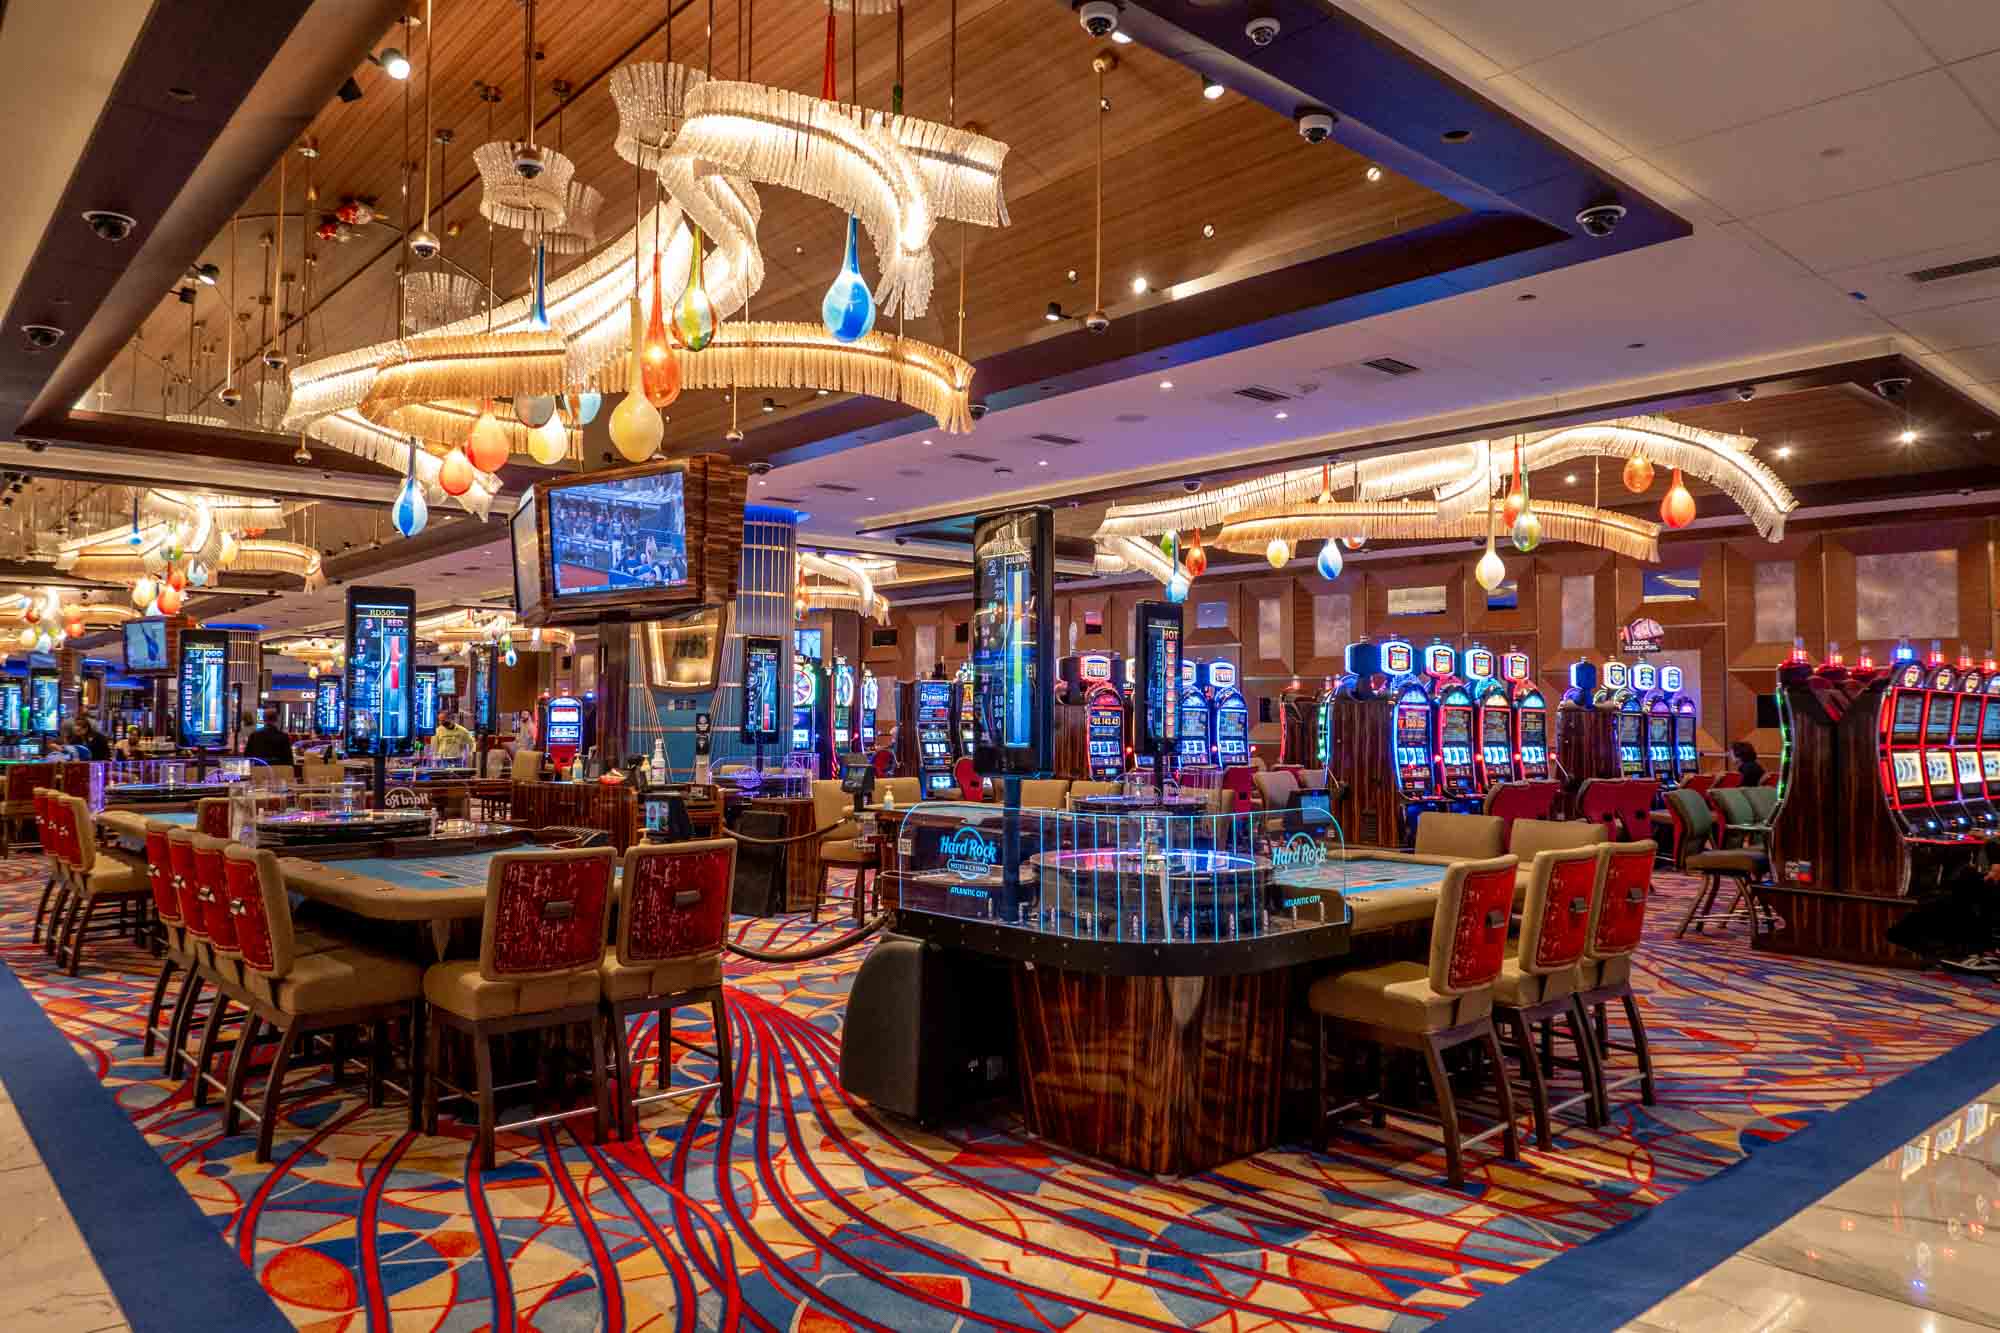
[972,506,1054,776]
[0,680,22,734]
[315,677,344,736]
[740,635,782,745]
[414,666,439,737]
[470,645,496,734]
[346,587,415,756]
[1135,601,1183,773]
[177,632,229,748]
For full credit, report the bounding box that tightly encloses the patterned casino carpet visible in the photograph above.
[4,853,2000,1332]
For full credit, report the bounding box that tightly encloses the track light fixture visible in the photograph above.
[377,47,411,79]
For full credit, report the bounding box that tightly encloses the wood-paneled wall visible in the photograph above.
[881,516,2000,770]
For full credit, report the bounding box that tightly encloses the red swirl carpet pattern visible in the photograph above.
[3,853,1997,1331]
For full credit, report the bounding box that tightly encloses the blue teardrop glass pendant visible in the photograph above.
[572,390,602,425]
[820,215,876,343]
[392,436,429,537]
[526,242,551,331]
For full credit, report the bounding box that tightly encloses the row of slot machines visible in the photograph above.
[1879,653,2000,840]
[785,633,878,776]
[1051,652,1251,782]
[1560,659,1699,783]
[1314,640,1552,803]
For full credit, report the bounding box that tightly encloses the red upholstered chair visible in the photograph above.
[1612,780,1658,843]
[218,846,425,1162]
[1760,772,1778,787]
[953,756,983,801]
[188,833,246,1107]
[49,794,148,976]
[1574,778,1623,842]
[1309,856,1522,1188]
[1711,771,1742,788]
[602,839,738,1138]
[1482,781,1557,849]
[3,761,56,850]
[30,789,63,946]
[195,797,232,838]
[1578,840,1658,1113]
[59,760,92,800]
[36,789,79,958]
[1493,845,1607,1147]
[423,847,616,1168]
[140,821,197,1063]
[1680,773,1716,796]
[1220,766,1256,812]
[871,748,894,777]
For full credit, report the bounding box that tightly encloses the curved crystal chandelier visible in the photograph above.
[401,270,484,332]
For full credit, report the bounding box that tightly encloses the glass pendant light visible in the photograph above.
[570,390,602,425]
[1265,537,1291,570]
[392,436,429,537]
[1183,530,1207,578]
[514,244,558,426]
[673,226,716,352]
[527,411,568,465]
[219,531,239,565]
[1501,439,1526,528]
[821,215,877,343]
[1475,488,1507,592]
[467,401,510,472]
[1661,468,1696,528]
[1316,541,1344,581]
[131,576,156,611]
[643,253,682,407]
[438,446,474,496]
[1166,570,1190,603]
[157,584,183,617]
[1510,462,1541,551]
[610,296,664,461]
[127,497,142,546]
[1622,453,1654,493]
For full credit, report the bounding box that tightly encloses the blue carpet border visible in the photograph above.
[0,961,291,1333]
[1434,1013,2000,1333]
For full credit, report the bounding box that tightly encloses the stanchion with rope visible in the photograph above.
[714,814,896,962]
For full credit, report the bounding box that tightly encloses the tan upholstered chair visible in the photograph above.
[813,778,873,920]
[423,847,616,1168]
[1666,789,1768,937]
[879,776,921,807]
[1252,769,1300,811]
[484,748,511,779]
[1310,855,1522,1188]
[1506,818,1604,893]
[1577,840,1659,1114]
[1017,778,1071,810]
[49,794,150,976]
[601,839,737,1138]
[1493,845,1607,1148]
[510,748,546,783]
[217,845,425,1162]
[1411,812,1506,861]
[299,759,343,787]
[1065,781,1120,809]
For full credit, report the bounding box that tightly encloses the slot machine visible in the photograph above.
[1603,663,1645,778]
[1425,642,1478,803]
[1203,660,1250,768]
[859,667,878,748]
[543,694,591,771]
[910,678,958,796]
[1176,658,1213,769]
[1661,664,1697,777]
[1980,672,2000,814]
[1630,662,1672,781]
[1504,650,1549,782]
[1315,677,1339,767]
[1880,656,1948,837]
[953,661,977,759]
[1466,647,1511,787]
[1384,639,1438,818]
[1059,652,1127,782]
[1952,660,1997,828]
[831,656,856,751]
[1920,655,1974,833]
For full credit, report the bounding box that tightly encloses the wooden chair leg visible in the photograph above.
[1508,1010,1551,1150]
[222,1014,263,1136]
[710,991,735,1117]
[165,971,204,1078]
[422,1012,444,1135]
[1419,1033,1464,1188]
[142,958,179,1059]
[47,885,78,959]
[1483,1023,1520,1163]
[656,1007,673,1090]
[811,861,827,923]
[40,884,67,956]
[256,1020,303,1164]
[1312,1015,1327,1150]
[1568,995,1608,1126]
[368,1019,389,1109]
[66,896,98,975]
[406,999,427,1134]
[1621,991,1657,1105]
[31,876,55,943]
[472,1028,498,1171]
[192,988,232,1109]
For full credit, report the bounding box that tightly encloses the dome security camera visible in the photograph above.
[1246,11,1280,45]
[1077,1,1119,39]
[82,210,137,242]
[1297,108,1336,144]
[21,324,64,351]
[1575,202,1628,238]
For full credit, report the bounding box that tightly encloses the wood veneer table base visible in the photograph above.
[1011,963,1290,1176]
[1749,884,1929,968]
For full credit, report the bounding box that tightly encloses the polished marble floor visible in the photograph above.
[0,1078,130,1333]
[1626,1084,2000,1332]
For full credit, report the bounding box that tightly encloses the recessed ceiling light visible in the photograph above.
[922,438,932,446]
[1564,473,1577,484]
[1159,379,1173,390]
[1775,445,1792,459]
[1899,429,1918,444]
[1441,128,1471,143]
[1274,411,1288,420]
[1037,459,1049,466]
[1110,30,1132,44]
[1364,164,1383,183]
[1130,275,1149,295]
[1627,341,1646,349]
[866,495,876,502]
[1201,223,1214,238]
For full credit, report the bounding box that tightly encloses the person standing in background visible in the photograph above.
[1730,739,1766,788]
[244,708,295,770]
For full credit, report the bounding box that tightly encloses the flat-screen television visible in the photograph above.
[124,618,168,671]
[346,586,415,756]
[314,677,343,737]
[435,665,457,695]
[511,490,544,620]
[741,635,783,744]
[178,631,229,748]
[548,470,688,598]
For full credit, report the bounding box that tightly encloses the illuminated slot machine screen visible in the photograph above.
[178,631,230,749]
[1891,688,1925,743]
[1926,745,1956,798]
[790,659,817,753]
[1214,697,1248,765]
[1956,744,1983,792]
[832,662,855,748]
[1479,706,1513,778]
[1177,686,1211,764]
[1517,705,1548,776]
[545,696,586,765]
[1925,693,1954,746]
[1956,696,1982,748]
[1892,749,1927,806]
[913,678,957,793]
[29,670,58,736]
[1087,693,1124,779]
[1645,712,1672,770]
[1982,698,2000,789]
[1394,696,1434,796]
[1616,712,1645,774]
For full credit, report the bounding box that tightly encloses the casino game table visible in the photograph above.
[1270,851,1454,932]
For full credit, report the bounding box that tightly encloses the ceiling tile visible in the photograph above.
[1401,0,1689,71]
[1924,341,2000,379]
[1822,232,2000,313]
[1950,48,2000,124]
[1515,0,1937,152]
[1749,160,2000,271]
[1891,295,2000,350]
[1887,0,2000,60]
[1647,71,2000,218]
